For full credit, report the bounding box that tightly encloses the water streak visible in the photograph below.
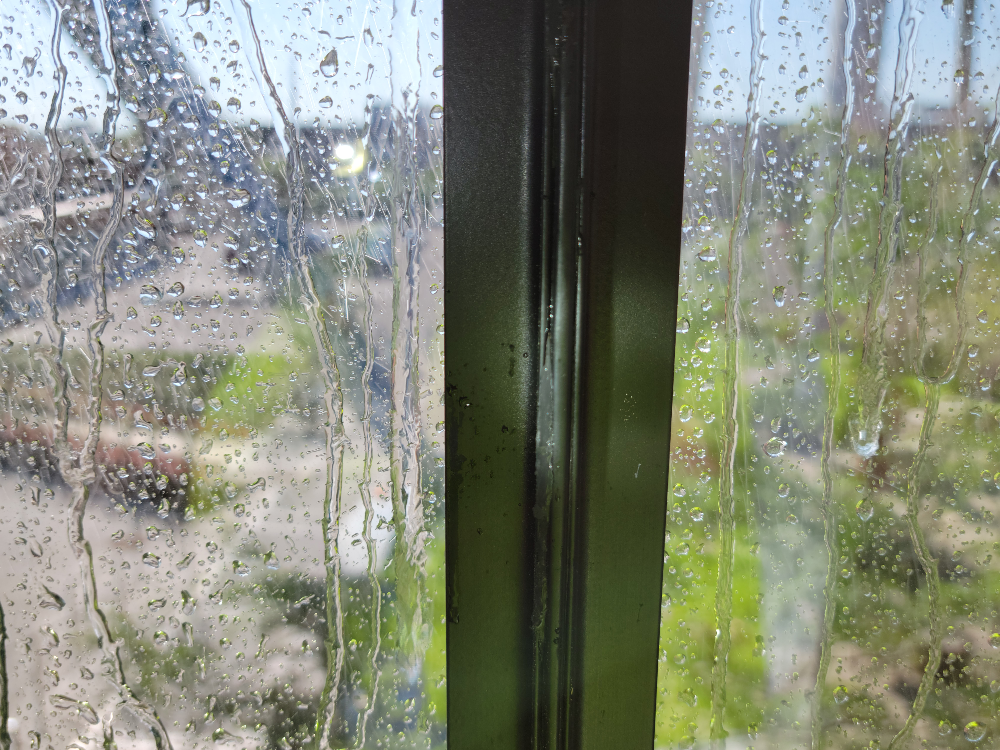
[855,0,923,455]
[355,227,384,747]
[0,603,9,750]
[710,0,764,744]
[233,4,347,746]
[810,2,856,747]
[885,90,1000,750]
[387,104,427,670]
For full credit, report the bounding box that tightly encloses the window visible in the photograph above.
[661,0,1000,748]
[0,1,442,747]
[6,0,993,748]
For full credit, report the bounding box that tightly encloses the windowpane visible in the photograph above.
[0,1,443,747]
[661,0,1000,747]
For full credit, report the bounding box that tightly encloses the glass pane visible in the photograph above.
[660,0,1000,748]
[0,1,443,747]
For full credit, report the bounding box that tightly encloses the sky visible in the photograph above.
[0,0,442,135]
[694,0,998,126]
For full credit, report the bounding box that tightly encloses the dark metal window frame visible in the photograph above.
[443,0,692,747]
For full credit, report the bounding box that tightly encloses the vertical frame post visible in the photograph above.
[444,0,693,746]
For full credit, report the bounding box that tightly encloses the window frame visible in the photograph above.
[443,0,693,747]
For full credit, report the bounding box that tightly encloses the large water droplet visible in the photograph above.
[763,438,786,457]
[140,284,163,304]
[430,104,444,120]
[227,97,242,114]
[193,32,207,52]
[856,498,874,522]
[50,695,99,725]
[964,722,987,743]
[226,188,251,207]
[852,429,879,459]
[320,49,339,77]
[183,0,210,17]
[772,285,786,307]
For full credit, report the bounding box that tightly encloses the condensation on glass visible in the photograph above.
[0,0,443,747]
[661,0,1000,748]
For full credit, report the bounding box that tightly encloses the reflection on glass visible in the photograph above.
[0,0,443,747]
[661,0,1000,748]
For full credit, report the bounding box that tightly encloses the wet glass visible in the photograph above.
[0,0,443,747]
[660,0,1000,748]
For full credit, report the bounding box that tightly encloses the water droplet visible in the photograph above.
[964,722,987,743]
[795,86,808,102]
[852,429,879,459]
[226,188,251,207]
[807,348,820,362]
[264,550,280,569]
[135,217,156,240]
[430,104,444,120]
[777,483,790,498]
[677,317,690,333]
[833,686,849,704]
[678,405,693,422]
[193,32,207,52]
[857,136,868,153]
[50,695,99,725]
[968,344,980,358]
[143,553,161,568]
[194,229,208,247]
[183,0,210,17]
[136,442,156,460]
[690,507,704,522]
[233,560,250,576]
[210,76,221,92]
[166,281,185,297]
[147,108,168,128]
[978,309,989,324]
[140,284,163,304]
[172,364,188,388]
[39,586,65,610]
[29,540,43,557]
[772,285,786,307]
[673,483,686,497]
[147,525,160,541]
[990,633,1000,649]
[229,39,240,53]
[856,497,874,522]
[764,438,786,457]
[695,336,711,353]
[227,97,242,114]
[319,96,333,108]
[209,397,223,411]
[320,49,339,77]
[148,597,166,610]
[433,64,443,77]
[697,245,717,262]
[22,52,38,77]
